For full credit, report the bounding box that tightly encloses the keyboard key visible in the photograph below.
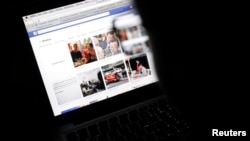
[117,126,130,136]
[107,130,120,140]
[124,133,137,141]
[108,117,120,130]
[98,120,110,134]
[77,128,90,141]
[66,131,78,141]
[137,119,149,128]
[88,124,100,137]
[144,124,156,134]
[97,134,109,141]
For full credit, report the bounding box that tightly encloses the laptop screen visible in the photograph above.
[22,0,158,117]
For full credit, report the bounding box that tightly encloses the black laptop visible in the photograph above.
[17,0,190,140]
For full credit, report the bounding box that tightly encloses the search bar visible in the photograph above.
[38,12,110,34]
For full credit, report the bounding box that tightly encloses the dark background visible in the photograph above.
[6,1,88,140]
[6,0,249,140]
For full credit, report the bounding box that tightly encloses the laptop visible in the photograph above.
[19,0,190,140]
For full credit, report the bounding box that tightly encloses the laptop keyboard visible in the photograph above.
[65,98,190,141]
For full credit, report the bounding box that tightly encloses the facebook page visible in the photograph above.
[23,0,158,116]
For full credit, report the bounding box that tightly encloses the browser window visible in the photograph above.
[22,0,158,117]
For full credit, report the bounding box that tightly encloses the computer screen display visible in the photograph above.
[22,0,158,116]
